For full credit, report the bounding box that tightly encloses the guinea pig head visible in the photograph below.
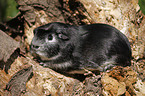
[30,23,71,61]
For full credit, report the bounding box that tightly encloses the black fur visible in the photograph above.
[30,22,132,73]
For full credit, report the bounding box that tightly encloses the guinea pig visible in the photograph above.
[30,22,132,73]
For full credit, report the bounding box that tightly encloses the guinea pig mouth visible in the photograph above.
[30,48,47,57]
[40,53,61,61]
[31,49,61,61]
[35,51,48,57]
[31,50,51,61]
[30,44,60,61]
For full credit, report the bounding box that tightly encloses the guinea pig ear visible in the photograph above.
[58,33,69,40]
[44,24,53,31]
[33,24,53,34]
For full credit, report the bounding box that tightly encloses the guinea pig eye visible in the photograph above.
[48,34,53,40]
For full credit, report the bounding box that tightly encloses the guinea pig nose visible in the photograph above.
[31,44,40,49]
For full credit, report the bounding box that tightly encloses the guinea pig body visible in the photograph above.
[30,22,132,72]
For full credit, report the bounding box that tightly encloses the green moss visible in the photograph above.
[138,0,145,15]
[0,0,19,22]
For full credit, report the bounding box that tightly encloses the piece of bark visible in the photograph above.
[5,56,84,96]
[16,0,65,26]
[0,30,19,62]
[16,0,89,27]
[101,66,145,96]
[6,66,33,96]
[83,74,102,95]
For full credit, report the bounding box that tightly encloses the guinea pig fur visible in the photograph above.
[30,22,132,73]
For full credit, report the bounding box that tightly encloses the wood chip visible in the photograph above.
[0,30,19,62]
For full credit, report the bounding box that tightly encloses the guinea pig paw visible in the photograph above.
[39,62,49,67]
[39,62,45,66]
[39,62,44,65]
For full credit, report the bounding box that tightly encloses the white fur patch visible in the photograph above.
[42,61,72,70]
[38,53,61,61]
[45,34,58,44]
[88,60,116,71]
[100,60,116,71]
[52,61,72,69]
[36,51,47,57]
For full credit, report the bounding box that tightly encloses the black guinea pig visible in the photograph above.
[30,22,132,73]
